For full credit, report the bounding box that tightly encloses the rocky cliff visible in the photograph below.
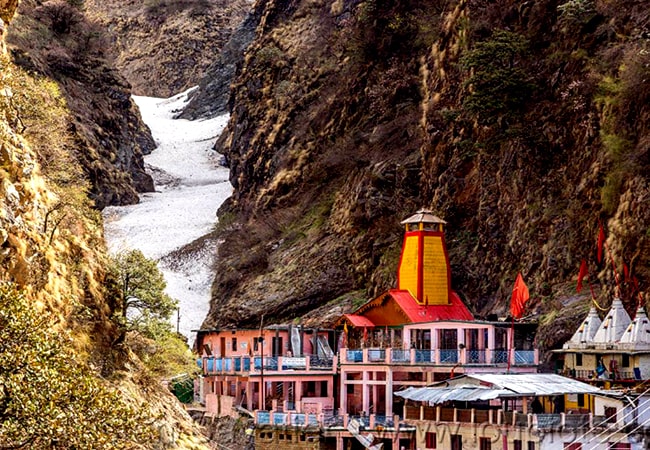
[85,0,251,98]
[0,2,209,447]
[8,0,155,209]
[205,0,650,350]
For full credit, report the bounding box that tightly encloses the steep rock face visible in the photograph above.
[8,0,155,209]
[85,0,251,98]
[0,5,210,447]
[179,4,263,119]
[206,0,650,351]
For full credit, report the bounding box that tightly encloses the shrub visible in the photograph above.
[0,283,155,448]
[459,30,535,125]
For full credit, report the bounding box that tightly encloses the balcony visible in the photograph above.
[340,347,538,367]
[403,405,611,430]
[201,355,335,376]
[255,411,409,431]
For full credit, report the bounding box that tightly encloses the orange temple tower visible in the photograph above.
[397,209,451,305]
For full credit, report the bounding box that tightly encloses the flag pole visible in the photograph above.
[507,315,514,373]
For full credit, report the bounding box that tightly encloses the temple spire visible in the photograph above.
[397,209,450,305]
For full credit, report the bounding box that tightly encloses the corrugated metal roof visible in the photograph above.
[396,385,508,404]
[396,374,601,405]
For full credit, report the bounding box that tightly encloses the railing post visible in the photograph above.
[369,414,376,429]
[343,414,349,428]
[419,405,424,421]
[589,413,593,428]
[410,348,416,364]
[453,408,458,423]
[497,410,502,425]
[561,413,566,428]
[436,406,441,422]
[363,348,369,363]
[528,413,533,428]
[471,408,475,424]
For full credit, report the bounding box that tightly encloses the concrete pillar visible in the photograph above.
[246,381,253,410]
[296,380,303,412]
[362,371,370,414]
[386,369,393,416]
[340,370,348,414]
[336,435,344,450]
[487,327,495,363]
[258,381,263,411]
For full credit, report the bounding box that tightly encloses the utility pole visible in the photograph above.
[259,314,265,410]
[176,307,180,334]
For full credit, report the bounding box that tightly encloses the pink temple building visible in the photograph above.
[194,210,538,450]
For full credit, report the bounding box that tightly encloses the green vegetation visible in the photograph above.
[459,30,534,125]
[109,249,178,333]
[108,250,198,379]
[0,283,155,449]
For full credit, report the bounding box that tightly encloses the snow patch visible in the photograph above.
[103,87,232,342]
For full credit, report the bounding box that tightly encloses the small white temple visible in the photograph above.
[563,306,602,348]
[592,298,632,345]
[619,306,650,349]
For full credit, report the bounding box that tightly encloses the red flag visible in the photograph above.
[623,263,630,282]
[577,259,588,293]
[510,272,530,319]
[597,223,605,263]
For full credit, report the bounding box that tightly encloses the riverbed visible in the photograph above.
[103,88,232,341]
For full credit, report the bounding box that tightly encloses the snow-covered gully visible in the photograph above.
[103,89,232,340]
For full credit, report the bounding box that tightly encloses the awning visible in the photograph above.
[396,385,508,405]
[395,373,601,405]
[343,314,375,328]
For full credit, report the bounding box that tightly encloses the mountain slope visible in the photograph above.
[85,0,251,98]
[8,0,155,208]
[205,0,650,351]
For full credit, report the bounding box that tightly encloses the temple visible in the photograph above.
[192,210,644,450]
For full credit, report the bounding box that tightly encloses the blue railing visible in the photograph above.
[310,355,333,369]
[493,350,508,364]
[415,349,434,363]
[466,350,486,364]
[515,350,535,365]
[346,350,363,362]
[368,349,386,362]
[440,349,458,364]
[257,411,271,425]
[273,412,286,425]
[391,349,410,362]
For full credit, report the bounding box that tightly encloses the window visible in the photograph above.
[609,444,631,449]
[575,353,583,366]
[425,432,436,449]
[527,442,535,450]
[622,354,630,368]
[479,437,491,450]
[578,394,585,408]
[451,435,462,450]
[564,443,582,450]
[232,338,237,352]
[347,384,354,394]
[514,440,522,450]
